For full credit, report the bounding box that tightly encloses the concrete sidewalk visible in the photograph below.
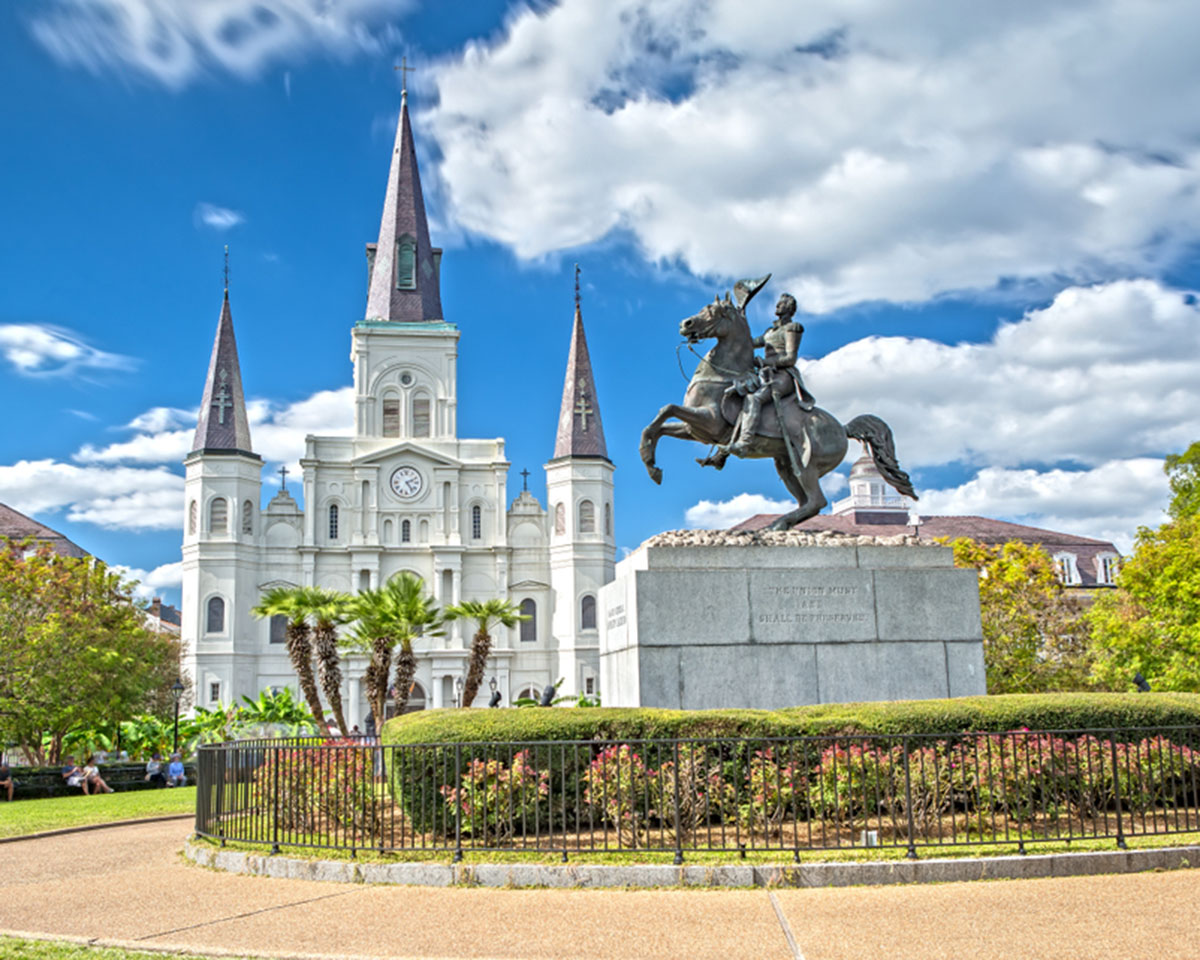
[2,820,1197,960]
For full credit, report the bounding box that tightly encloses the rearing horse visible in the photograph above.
[639,294,917,530]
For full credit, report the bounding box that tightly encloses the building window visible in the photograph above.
[209,497,228,534]
[209,681,221,704]
[579,499,595,533]
[554,503,565,535]
[412,396,431,437]
[328,504,339,541]
[242,499,253,535]
[382,398,400,437]
[605,502,612,536]
[1053,553,1078,586]
[581,594,597,630]
[471,504,482,540]
[269,613,287,644]
[396,234,416,289]
[519,598,536,642]
[188,500,197,535]
[585,677,595,695]
[206,596,225,633]
[1098,554,1120,584]
[401,519,411,543]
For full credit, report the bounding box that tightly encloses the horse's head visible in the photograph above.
[679,293,743,344]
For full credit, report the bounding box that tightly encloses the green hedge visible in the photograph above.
[383,693,1200,747]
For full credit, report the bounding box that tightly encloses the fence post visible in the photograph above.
[672,740,683,865]
[1109,732,1127,850]
[271,746,281,855]
[453,743,463,863]
[902,737,918,859]
[214,748,226,846]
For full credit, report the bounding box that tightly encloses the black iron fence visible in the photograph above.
[194,727,1200,861]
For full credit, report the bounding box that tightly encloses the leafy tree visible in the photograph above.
[346,573,442,735]
[946,537,1095,694]
[251,586,329,735]
[1165,440,1200,519]
[0,540,182,764]
[445,598,528,708]
[298,586,353,735]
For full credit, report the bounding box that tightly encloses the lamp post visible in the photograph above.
[454,676,465,708]
[488,676,501,709]
[170,678,184,754]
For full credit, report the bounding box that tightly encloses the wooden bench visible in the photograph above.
[3,763,197,800]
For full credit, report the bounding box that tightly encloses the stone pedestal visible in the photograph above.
[599,532,986,709]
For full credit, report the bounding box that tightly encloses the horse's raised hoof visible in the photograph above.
[695,455,726,471]
[649,466,663,485]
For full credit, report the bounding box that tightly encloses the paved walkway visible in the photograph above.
[1,820,1198,960]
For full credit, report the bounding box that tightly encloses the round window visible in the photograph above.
[400,372,414,386]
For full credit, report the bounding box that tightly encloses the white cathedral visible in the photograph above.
[180,90,614,722]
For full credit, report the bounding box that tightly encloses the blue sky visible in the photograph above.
[3,0,1199,604]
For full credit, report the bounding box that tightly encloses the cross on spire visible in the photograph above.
[278,464,289,493]
[395,56,415,97]
[575,393,593,431]
[212,370,233,425]
[223,244,229,292]
[574,262,581,313]
[520,468,530,491]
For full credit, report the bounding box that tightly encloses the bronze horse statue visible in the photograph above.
[639,293,917,530]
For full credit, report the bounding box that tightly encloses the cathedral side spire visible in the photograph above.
[364,81,444,323]
[553,265,608,460]
[191,283,256,458]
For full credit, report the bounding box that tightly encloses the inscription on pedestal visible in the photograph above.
[750,571,876,642]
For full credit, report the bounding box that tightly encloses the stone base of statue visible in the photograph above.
[598,530,986,709]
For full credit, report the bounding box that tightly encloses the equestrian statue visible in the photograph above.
[639,275,917,530]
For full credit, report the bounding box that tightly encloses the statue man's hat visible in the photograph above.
[733,274,771,310]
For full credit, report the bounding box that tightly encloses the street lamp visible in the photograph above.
[454,675,465,708]
[170,678,185,754]
[488,676,501,709]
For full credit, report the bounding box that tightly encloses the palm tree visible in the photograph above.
[346,572,442,736]
[445,598,528,708]
[251,586,329,735]
[298,586,353,736]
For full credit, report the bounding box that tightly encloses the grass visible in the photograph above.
[0,938,246,960]
[0,788,195,839]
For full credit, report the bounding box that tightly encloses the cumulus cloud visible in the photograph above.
[0,324,134,376]
[114,560,183,600]
[0,459,183,530]
[195,202,245,230]
[429,0,1200,308]
[29,0,412,88]
[686,493,806,530]
[807,279,1200,470]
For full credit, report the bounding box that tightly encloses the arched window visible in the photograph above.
[209,498,227,534]
[402,519,411,543]
[419,519,429,542]
[395,234,416,289]
[206,597,225,633]
[605,502,612,536]
[471,504,482,540]
[1098,554,1120,584]
[328,504,339,541]
[383,518,394,542]
[519,598,536,643]
[554,503,565,535]
[412,395,431,438]
[269,613,287,644]
[579,499,595,533]
[382,397,400,437]
[242,500,253,535]
[188,500,197,535]
[581,594,597,630]
[1052,553,1078,586]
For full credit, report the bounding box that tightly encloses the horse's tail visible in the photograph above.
[844,414,918,500]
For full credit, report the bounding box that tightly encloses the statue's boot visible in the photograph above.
[696,452,728,470]
[723,394,763,458]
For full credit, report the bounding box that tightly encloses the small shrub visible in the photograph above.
[582,744,656,847]
[440,750,549,843]
[254,740,383,841]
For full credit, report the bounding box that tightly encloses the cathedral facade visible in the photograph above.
[179,91,614,722]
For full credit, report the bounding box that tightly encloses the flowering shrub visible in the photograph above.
[582,744,656,847]
[739,746,806,837]
[653,743,735,842]
[804,741,895,827]
[440,750,549,843]
[254,740,384,842]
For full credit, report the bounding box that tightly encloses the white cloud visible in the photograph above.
[195,202,245,230]
[30,0,412,88]
[808,279,1200,470]
[919,459,1169,552]
[0,459,183,530]
[429,0,1200,308]
[685,493,801,530]
[0,324,133,376]
[114,560,183,600]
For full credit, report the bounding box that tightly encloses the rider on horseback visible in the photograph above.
[721,292,815,461]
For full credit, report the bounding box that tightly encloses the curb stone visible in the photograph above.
[183,841,1200,889]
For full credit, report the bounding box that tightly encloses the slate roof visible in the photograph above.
[191,289,256,458]
[732,512,1121,588]
[0,503,89,558]
[364,91,444,323]
[552,287,608,461]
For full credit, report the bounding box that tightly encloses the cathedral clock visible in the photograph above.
[389,465,424,500]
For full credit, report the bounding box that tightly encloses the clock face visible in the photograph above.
[389,466,423,500]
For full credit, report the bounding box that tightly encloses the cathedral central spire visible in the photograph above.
[553,265,608,460]
[191,282,256,458]
[364,83,443,323]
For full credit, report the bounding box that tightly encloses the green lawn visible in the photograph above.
[0,788,195,839]
[0,938,247,960]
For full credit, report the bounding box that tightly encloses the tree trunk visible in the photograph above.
[314,621,348,735]
[286,620,329,735]
[390,645,417,730]
[460,626,492,708]
[365,637,393,738]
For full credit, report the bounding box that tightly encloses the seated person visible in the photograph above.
[61,756,89,794]
[0,760,13,801]
[144,753,166,787]
[166,754,186,788]
[80,757,114,795]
